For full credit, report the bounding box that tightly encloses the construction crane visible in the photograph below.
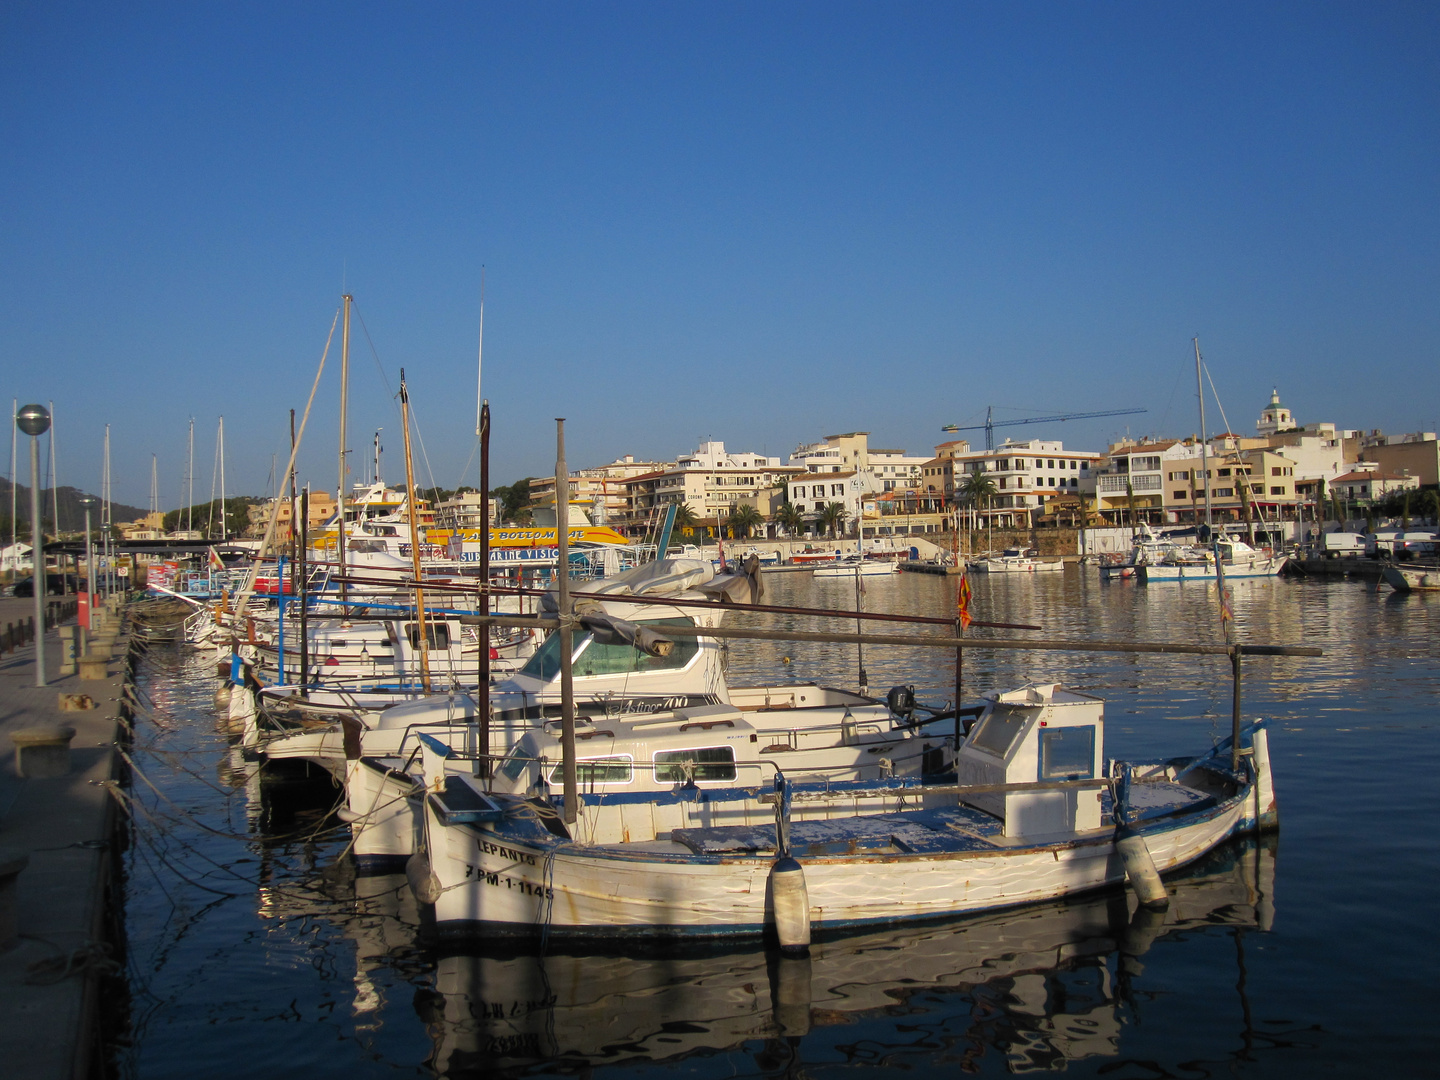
[942,406,1147,451]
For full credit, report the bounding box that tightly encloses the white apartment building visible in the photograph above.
[789,432,926,492]
[530,455,673,529]
[623,441,802,535]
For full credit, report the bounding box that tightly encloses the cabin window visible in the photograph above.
[405,623,451,650]
[653,745,736,783]
[500,748,532,782]
[970,710,1026,758]
[1039,726,1095,780]
[519,617,700,681]
[546,755,633,785]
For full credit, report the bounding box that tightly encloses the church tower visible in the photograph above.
[1256,388,1293,437]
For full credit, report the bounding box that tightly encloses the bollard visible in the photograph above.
[57,625,78,676]
[0,850,29,948]
[10,723,78,778]
[78,654,110,681]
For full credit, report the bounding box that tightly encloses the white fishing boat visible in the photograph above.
[1381,561,1440,592]
[969,548,1063,574]
[1137,535,1287,582]
[409,678,1281,943]
[812,555,899,578]
[415,837,1274,1072]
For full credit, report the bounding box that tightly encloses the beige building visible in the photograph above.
[620,441,801,537]
[530,455,673,530]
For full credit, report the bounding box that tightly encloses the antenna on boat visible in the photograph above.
[475,268,485,439]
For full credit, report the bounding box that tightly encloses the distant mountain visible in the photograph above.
[0,478,147,533]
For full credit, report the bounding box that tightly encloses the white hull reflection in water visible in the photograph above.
[406,839,1275,1074]
[113,572,1440,1078]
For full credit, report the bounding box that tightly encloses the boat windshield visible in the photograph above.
[519,617,700,682]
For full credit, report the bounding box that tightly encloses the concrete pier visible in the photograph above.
[0,595,128,1080]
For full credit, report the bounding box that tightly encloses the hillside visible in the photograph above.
[0,478,148,533]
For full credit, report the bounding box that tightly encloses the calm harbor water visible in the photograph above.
[108,571,1439,1077]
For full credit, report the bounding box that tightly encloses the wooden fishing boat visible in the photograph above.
[409,678,1281,943]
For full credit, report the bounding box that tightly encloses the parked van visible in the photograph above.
[1321,532,1371,558]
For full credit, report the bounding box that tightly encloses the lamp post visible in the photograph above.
[17,403,51,687]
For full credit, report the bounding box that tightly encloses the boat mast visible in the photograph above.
[9,398,16,563]
[1194,338,1213,532]
[218,415,226,537]
[475,270,485,441]
[399,369,431,693]
[186,417,194,534]
[337,294,352,606]
[555,418,578,825]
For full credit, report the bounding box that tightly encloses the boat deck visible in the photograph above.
[668,781,1217,859]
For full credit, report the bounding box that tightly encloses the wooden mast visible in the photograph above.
[399,369,432,694]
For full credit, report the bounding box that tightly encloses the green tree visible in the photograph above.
[817,501,849,539]
[726,503,764,539]
[773,503,806,536]
[669,501,699,537]
[491,479,536,523]
[958,471,998,513]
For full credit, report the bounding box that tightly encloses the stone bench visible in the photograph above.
[10,723,77,779]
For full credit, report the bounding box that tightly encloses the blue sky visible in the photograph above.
[3,2,1437,508]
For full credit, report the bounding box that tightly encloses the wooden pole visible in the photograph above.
[399,370,432,694]
[555,419,578,825]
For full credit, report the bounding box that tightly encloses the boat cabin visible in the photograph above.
[953,684,1105,837]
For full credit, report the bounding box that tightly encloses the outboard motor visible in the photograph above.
[886,685,916,720]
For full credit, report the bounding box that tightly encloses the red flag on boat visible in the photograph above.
[957,574,973,630]
[208,546,224,571]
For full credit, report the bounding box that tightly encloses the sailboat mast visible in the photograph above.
[475,272,485,439]
[398,370,431,693]
[187,417,194,534]
[555,418,578,825]
[48,401,61,546]
[218,415,226,536]
[9,398,16,560]
[337,294,352,604]
[1194,338,1213,530]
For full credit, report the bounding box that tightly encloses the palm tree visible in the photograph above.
[670,501,698,538]
[957,471,998,515]
[818,501,849,539]
[773,503,806,536]
[726,503,764,539]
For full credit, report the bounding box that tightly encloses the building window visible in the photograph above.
[1270,486,1285,496]
[1272,467,1282,477]
[1216,487,1234,497]
[1174,490,1187,500]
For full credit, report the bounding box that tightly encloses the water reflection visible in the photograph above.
[381,841,1273,1077]
[115,568,1440,1078]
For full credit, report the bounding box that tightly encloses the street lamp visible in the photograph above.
[17,403,51,687]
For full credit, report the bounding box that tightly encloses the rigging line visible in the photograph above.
[352,304,404,426]
[229,307,339,614]
[1202,362,1237,441]
[405,398,443,506]
[118,746,348,844]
